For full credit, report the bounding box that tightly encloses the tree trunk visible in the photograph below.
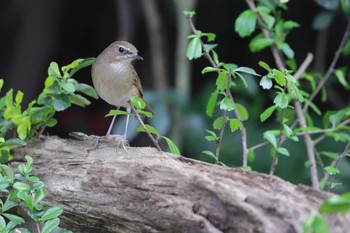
[12,134,350,233]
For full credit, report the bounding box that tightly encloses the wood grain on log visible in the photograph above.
[12,134,350,233]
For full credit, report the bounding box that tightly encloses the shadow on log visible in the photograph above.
[12,134,350,233]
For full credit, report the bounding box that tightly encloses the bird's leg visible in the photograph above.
[106,107,119,136]
[124,107,131,138]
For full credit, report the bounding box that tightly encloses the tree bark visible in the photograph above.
[12,134,350,233]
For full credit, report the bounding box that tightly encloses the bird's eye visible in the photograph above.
[118,47,125,53]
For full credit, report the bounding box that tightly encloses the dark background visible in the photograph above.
[1,0,349,189]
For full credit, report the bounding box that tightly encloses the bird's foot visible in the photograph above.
[104,134,129,152]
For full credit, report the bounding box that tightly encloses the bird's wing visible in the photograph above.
[132,68,144,98]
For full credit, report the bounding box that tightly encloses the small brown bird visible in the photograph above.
[91,41,145,138]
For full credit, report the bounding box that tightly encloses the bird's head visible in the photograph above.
[102,41,143,63]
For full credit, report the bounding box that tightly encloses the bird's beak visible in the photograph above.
[133,54,143,60]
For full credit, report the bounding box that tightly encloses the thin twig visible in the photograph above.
[128,100,162,152]
[294,53,314,80]
[327,141,350,191]
[303,20,350,113]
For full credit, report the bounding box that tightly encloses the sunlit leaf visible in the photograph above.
[136,124,160,137]
[161,136,180,155]
[273,92,289,109]
[260,105,277,122]
[235,9,257,37]
[260,76,273,91]
[264,130,277,147]
[229,118,242,132]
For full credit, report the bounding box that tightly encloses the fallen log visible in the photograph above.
[12,134,350,233]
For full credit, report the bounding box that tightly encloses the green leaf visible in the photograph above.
[68,57,96,78]
[276,147,290,156]
[334,68,349,89]
[249,34,274,52]
[219,97,234,111]
[236,103,249,121]
[223,63,238,71]
[273,92,289,109]
[75,83,99,99]
[283,20,300,30]
[41,207,63,221]
[2,213,25,224]
[258,61,271,72]
[161,136,180,155]
[325,166,340,175]
[204,129,219,142]
[130,96,146,110]
[136,109,153,118]
[186,37,202,60]
[303,213,329,233]
[229,118,242,132]
[264,131,277,147]
[47,118,58,127]
[48,62,61,78]
[183,10,196,18]
[216,71,228,91]
[44,76,55,88]
[303,99,321,115]
[3,138,26,147]
[281,43,294,59]
[34,188,46,204]
[201,66,222,74]
[234,67,260,76]
[320,193,350,215]
[32,181,45,190]
[213,116,224,130]
[320,151,338,160]
[260,105,277,122]
[25,155,33,166]
[13,182,30,191]
[342,38,350,56]
[202,32,216,42]
[274,70,286,86]
[69,94,91,107]
[340,0,350,14]
[15,91,24,104]
[60,81,75,93]
[202,150,217,161]
[206,91,218,117]
[106,109,128,117]
[136,124,160,137]
[235,9,257,37]
[259,12,275,29]
[2,200,17,212]
[17,191,34,212]
[53,94,71,111]
[0,79,4,91]
[5,89,13,108]
[248,150,255,162]
[42,218,60,233]
[312,11,335,30]
[235,72,248,88]
[0,216,5,227]
[259,76,273,90]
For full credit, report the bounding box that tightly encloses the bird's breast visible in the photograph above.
[91,62,138,108]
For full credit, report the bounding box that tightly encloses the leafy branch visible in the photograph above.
[185,11,257,167]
